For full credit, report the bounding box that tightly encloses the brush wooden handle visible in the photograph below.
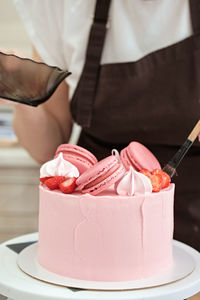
[162,119,200,177]
[188,120,200,142]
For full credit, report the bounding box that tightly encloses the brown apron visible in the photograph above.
[71,0,200,251]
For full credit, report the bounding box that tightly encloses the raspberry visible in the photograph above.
[44,176,66,190]
[59,177,77,194]
[150,174,162,192]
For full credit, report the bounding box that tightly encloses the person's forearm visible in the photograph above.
[13,104,67,164]
[13,75,72,164]
[12,45,72,164]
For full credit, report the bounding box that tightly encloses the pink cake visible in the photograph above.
[37,144,175,282]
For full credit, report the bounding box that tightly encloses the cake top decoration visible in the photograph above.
[40,152,79,178]
[115,166,152,196]
[40,142,171,195]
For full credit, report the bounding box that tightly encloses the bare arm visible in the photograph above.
[13,47,72,164]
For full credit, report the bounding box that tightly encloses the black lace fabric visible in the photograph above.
[0,51,71,106]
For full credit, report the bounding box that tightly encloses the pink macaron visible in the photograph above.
[120,141,161,172]
[76,155,126,195]
[55,144,98,174]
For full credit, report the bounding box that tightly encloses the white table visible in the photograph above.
[0,233,200,300]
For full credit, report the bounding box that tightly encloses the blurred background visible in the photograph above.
[0,0,39,245]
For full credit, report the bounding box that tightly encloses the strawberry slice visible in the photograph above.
[152,169,163,176]
[160,171,171,189]
[40,176,52,184]
[45,176,66,190]
[59,177,77,194]
[150,174,162,192]
[139,169,152,179]
[152,169,171,189]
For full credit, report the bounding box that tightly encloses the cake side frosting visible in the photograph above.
[38,184,174,281]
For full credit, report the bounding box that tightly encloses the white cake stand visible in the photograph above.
[0,232,199,300]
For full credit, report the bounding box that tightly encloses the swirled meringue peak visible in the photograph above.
[40,153,79,178]
[116,166,152,196]
[115,166,135,196]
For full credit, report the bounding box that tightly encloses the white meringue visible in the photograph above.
[116,166,152,196]
[116,166,135,196]
[40,152,79,178]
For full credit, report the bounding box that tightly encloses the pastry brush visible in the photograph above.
[162,120,200,178]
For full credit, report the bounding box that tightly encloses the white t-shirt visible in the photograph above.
[13,0,192,100]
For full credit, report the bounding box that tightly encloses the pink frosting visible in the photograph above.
[38,184,174,281]
[116,167,152,196]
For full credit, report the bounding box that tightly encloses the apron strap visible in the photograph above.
[190,0,200,34]
[70,0,111,128]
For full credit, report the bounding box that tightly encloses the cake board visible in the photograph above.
[0,233,199,300]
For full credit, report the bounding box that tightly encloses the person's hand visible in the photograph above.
[0,48,30,107]
[0,48,29,70]
[0,50,16,106]
[0,98,11,105]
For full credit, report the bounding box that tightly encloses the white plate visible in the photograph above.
[17,241,195,291]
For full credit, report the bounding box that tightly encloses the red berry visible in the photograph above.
[40,176,52,184]
[152,169,171,189]
[59,177,77,194]
[150,174,162,192]
[140,169,152,179]
[152,169,163,176]
[45,176,66,190]
[161,171,171,189]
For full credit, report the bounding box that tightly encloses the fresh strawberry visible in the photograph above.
[152,169,163,176]
[160,171,171,189]
[45,176,66,190]
[139,169,152,179]
[40,176,52,184]
[152,169,171,189]
[59,177,77,194]
[150,174,162,192]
